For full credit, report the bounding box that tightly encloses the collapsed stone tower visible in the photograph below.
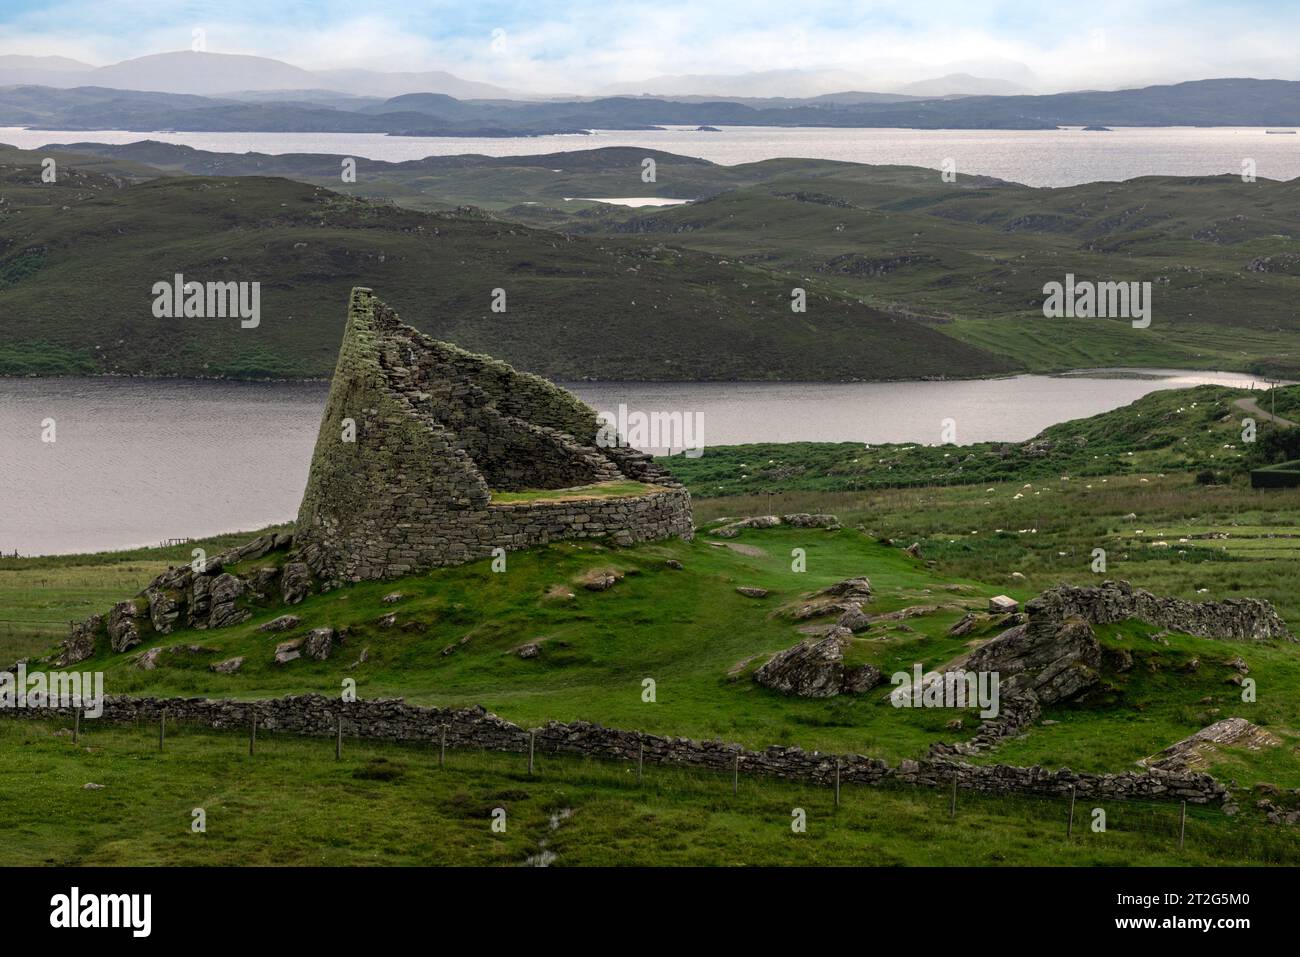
[294,288,694,582]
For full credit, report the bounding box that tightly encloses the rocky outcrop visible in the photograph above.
[55,614,101,666]
[1142,717,1281,772]
[784,577,873,621]
[754,628,880,698]
[959,616,1102,705]
[107,601,144,653]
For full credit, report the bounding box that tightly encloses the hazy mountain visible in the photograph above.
[0,54,94,71]
[311,68,515,100]
[7,77,1300,134]
[90,51,318,95]
[600,60,1040,98]
[601,69,880,98]
[0,50,517,100]
[896,73,1033,97]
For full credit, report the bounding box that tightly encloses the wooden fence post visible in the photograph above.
[733,753,739,796]
[336,716,343,761]
[158,709,166,752]
[439,726,446,769]
[1066,786,1077,839]
[249,717,256,756]
[637,741,644,786]
[950,775,958,819]
[835,758,841,808]
[73,708,80,745]
[528,732,535,775]
[1179,801,1187,851]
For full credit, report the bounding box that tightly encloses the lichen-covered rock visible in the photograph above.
[57,615,102,666]
[274,638,304,665]
[736,586,769,599]
[145,586,181,635]
[1143,717,1281,771]
[107,600,144,653]
[956,616,1101,705]
[134,647,162,670]
[207,574,251,629]
[837,605,872,633]
[281,562,313,605]
[303,627,336,661]
[781,513,841,529]
[258,615,301,633]
[712,515,781,538]
[754,628,880,698]
[785,577,873,621]
[210,656,245,674]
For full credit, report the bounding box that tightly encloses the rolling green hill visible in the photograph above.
[15,141,1299,379]
[0,151,1010,380]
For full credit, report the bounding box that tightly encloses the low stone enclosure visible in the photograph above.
[10,693,1229,807]
[56,287,694,664]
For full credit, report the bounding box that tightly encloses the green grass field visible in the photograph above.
[5,719,1296,866]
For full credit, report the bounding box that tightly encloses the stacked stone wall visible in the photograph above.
[9,693,1227,806]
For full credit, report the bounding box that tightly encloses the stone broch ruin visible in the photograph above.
[294,287,693,583]
[57,287,693,662]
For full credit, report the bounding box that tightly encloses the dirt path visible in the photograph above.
[1234,396,1297,428]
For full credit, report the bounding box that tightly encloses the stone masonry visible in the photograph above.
[294,288,694,583]
[10,693,1228,807]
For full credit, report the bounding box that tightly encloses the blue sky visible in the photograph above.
[3,1,1298,92]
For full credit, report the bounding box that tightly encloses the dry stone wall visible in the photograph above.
[1030,580,1292,642]
[294,288,694,583]
[10,693,1227,806]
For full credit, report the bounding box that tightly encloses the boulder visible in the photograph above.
[257,614,301,633]
[303,627,336,661]
[988,595,1020,614]
[955,615,1101,705]
[785,577,873,620]
[754,628,880,698]
[837,605,872,633]
[134,647,162,671]
[1142,717,1280,772]
[281,562,313,605]
[518,642,541,659]
[736,586,769,599]
[210,656,245,675]
[274,638,304,665]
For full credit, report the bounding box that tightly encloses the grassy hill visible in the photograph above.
[16,141,1299,378]
[581,164,1300,376]
[664,383,1264,496]
[0,150,1011,381]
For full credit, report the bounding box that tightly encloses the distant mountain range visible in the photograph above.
[4,78,1300,134]
[0,51,519,99]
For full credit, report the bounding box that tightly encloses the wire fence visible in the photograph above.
[42,709,1300,864]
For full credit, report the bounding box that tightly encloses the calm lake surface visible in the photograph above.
[3,126,1298,187]
[0,369,1270,556]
